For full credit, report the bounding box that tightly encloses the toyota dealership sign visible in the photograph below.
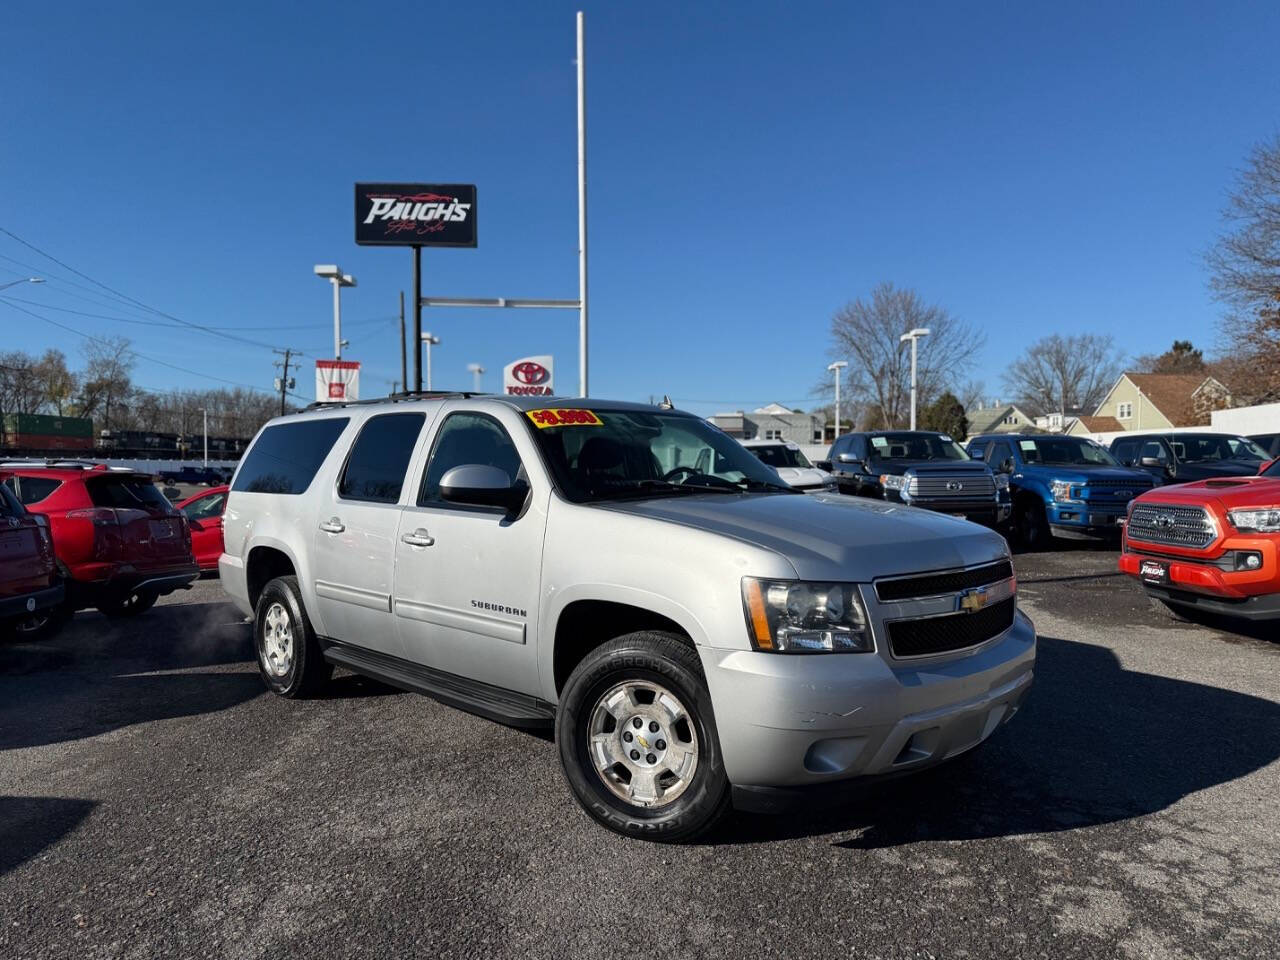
[503,356,554,396]
[354,183,478,247]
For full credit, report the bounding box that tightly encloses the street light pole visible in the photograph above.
[827,361,848,440]
[200,408,208,467]
[898,327,931,430]
[0,277,45,291]
[313,265,356,360]
[421,333,440,390]
[467,363,485,392]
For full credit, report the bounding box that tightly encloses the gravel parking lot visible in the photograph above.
[3,545,1278,960]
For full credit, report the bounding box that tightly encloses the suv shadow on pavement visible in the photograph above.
[0,797,97,876]
[710,635,1280,846]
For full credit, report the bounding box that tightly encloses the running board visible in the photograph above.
[320,640,555,729]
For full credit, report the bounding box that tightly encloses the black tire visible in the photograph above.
[556,631,731,843]
[254,575,332,698]
[1150,596,1192,623]
[8,602,72,641]
[99,590,159,618]
[1017,498,1051,550]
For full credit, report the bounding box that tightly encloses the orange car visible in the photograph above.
[1119,458,1280,621]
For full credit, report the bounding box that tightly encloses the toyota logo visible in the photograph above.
[1155,513,1176,529]
[512,361,549,385]
[945,480,964,492]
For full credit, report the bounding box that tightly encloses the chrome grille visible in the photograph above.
[1081,479,1151,502]
[1126,503,1215,548]
[908,475,995,499]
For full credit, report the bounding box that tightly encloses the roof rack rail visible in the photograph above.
[301,390,488,412]
[0,458,107,470]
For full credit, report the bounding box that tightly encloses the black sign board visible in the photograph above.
[354,183,478,247]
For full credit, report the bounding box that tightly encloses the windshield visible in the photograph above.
[868,433,970,461]
[1171,435,1267,463]
[1019,437,1119,466]
[526,407,795,502]
[750,444,812,469]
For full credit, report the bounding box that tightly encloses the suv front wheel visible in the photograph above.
[556,631,731,843]
[254,575,332,698]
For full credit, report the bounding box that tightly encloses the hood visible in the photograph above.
[1138,475,1280,511]
[600,492,1009,581]
[773,466,832,488]
[1020,464,1153,484]
[1174,460,1265,479]
[874,460,990,478]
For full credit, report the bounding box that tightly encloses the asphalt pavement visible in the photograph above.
[2,546,1278,960]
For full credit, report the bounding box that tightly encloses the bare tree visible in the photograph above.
[32,349,79,414]
[76,336,134,434]
[827,283,985,430]
[1002,334,1123,415]
[1208,135,1280,400]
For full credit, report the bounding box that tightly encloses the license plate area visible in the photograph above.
[1089,514,1115,525]
[1139,559,1169,584]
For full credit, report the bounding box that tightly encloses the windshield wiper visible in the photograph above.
[735,477,800,494]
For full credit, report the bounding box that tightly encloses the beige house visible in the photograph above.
[966,402,1039,436]
[1083,372,1232,432]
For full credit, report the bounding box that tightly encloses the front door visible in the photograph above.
[393,410,546,696]
[311,411,429,658]
[180,489,227,569]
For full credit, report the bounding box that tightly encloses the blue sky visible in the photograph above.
[3,1,1279,418]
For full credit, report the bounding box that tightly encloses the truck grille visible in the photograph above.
[887,598,1016,657]
[1080,479,1151,501]
[909,475,996,499]
[876,559,1013,602]
[1126,503,1215,549]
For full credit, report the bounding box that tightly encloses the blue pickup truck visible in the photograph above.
[967,433,1155,547]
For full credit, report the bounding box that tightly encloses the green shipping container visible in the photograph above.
[1,412,94,439]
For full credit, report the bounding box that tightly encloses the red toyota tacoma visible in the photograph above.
[1119,458,1280,621]
[0,463,199,618]
[0,481,64,638]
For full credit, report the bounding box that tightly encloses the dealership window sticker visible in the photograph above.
[526,409,603,429]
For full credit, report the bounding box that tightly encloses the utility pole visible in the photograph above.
[576,10,589,397]
[899,328,930,431]
[273,348,298,417]
[827,361,848,441]
[399,291,407,396]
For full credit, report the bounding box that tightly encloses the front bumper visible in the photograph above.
[1047,502,1125,538]
[887,492,1012,526]
[0,580,65,620]
[1119,539,1280,620]
[700,609,1036,799]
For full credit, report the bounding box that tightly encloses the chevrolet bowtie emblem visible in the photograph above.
[958,588,989,613]
[636,735,650,750]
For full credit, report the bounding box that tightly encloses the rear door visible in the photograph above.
[311,411,430,659]
[85,473,191,569]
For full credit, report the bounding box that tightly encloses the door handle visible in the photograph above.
[319,517,345,534]
[401,528,435,548]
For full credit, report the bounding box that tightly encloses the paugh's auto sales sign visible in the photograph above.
[354,183,477,246]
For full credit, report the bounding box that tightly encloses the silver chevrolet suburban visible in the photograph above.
[220,394,1036,842]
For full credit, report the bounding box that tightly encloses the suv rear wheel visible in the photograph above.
[99,591,158,618]
[9,603,71,640]
[556,631,730,843]
[254,575,331,698]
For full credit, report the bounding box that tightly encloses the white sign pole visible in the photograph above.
[576,11,589,398]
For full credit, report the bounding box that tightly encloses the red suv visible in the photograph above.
[1119,458,1280,621]
[0,462,199,618]
[0,482,64,638]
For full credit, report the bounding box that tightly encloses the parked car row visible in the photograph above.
[0,461,229,637]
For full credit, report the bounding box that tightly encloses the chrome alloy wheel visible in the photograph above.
[261,602,294,677]
[587,680,699,808]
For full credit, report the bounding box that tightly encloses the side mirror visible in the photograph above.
[188,518,205,532]
[836,452,860,463]
[814,460,832,471]
[440,464,528,513]
[1139,456,1164,468]
[999,458,1014,474]
[1260,458,1277,475]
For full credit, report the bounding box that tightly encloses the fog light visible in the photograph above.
[1235,551,1263,571]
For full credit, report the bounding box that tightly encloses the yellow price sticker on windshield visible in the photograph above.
[526,408,603,429]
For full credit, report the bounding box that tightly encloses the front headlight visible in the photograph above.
[993,473,1010,491]
[880,474,906,491]
[1228,507,1280,533]
[1050,480,1081,503]
[741,578,873,653]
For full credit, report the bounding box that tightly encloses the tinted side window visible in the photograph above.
[89,477,173,512]
[10,475,62,505]
[0,483,24,518]
[233,418,350,495]
[969,442,988,460]
[419,413,523,506]
[338,413,426,503]
[1111,438,1138,464]
[183,492,227,521]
